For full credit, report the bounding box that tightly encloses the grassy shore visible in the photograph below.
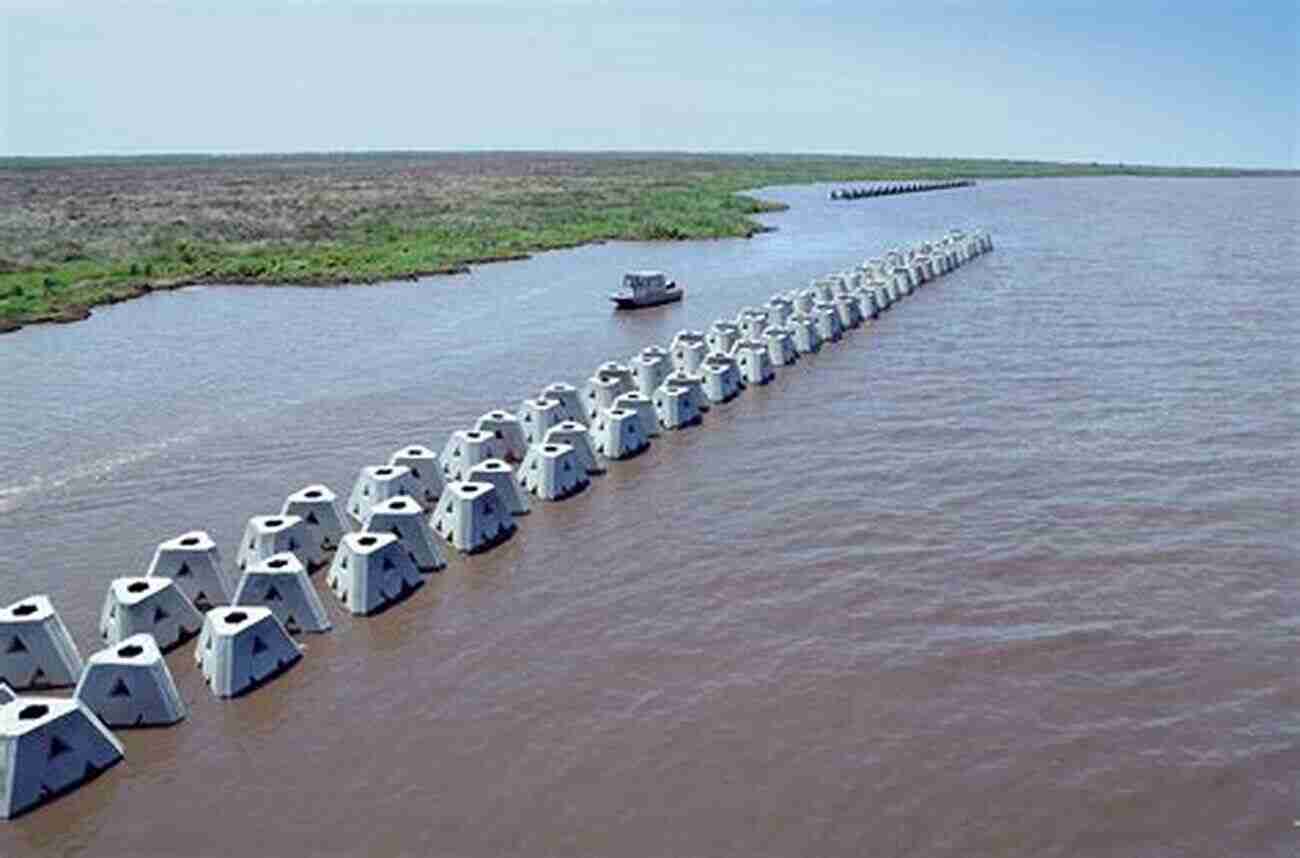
[0,151,1292,332]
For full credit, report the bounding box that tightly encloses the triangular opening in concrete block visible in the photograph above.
[109,677,132,698]
[6,635,27,654]
[153,605,170,623]
[194,591,211,610]
[48,735,73,760]
[306,511,320,525]
[284,614,300,634]
[264,585,283,602]
[252,636,268,654]
[382,556,396,572]
[176,562,192,578]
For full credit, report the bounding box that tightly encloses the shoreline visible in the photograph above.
[3,152,1294,335]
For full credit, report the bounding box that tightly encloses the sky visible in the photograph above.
[1,1,1296,167]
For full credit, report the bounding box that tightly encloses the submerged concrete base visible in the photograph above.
[430,481,516,554]
[0,597,83,691]
[146,530,231,611]
[74,633,188,727]
[518,443,590,500]
[0,695,124,819]
[99,578,202,652]
[362,495,447,573]
[197,606,302,698]
[233,553,332,633]
[326,532,424,616]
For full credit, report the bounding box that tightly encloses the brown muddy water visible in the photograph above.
[0,178,1296,857]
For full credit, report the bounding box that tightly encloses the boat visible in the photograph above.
[609,270,682,309]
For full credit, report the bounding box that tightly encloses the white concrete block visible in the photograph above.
[233,553,332,633]
[386,446,446,504]
[430,481,516,553]
[653,385,702,430]
[236,513,312,572]
[440,429,507,482]
[766,296,794,326]
[812,279,836,303]
[0,597,83,690]
[519,396,567,446]
[794,289,817,315]
[732,339,776,385]
[347,464,421,525]
[0,695,124,819]
[0,684,12,705]
[544,421,604,474]
[362,495,447,573]
[196,607,301,698]
[813,302,844,343]
[74,633,187,727]
[787,314,822,354]
[539,382,587,425]
[737,309,768,340]
[699,353,743,403]
[834,295,864,330]
[145,530,232,612]
[765,326,800,366]
[630,349,672,398]
[474,411,529,463]
[99,578,202,652]
[467,459,529,515]
[588,408,650,461]
[613,391,660,438]
[517,443,590,500]
[670,331,709,374]
[583,367,632,421]
[594,361,636,392]
[661,369,710,413]
[282,484,351,563]
[706,320,741,356]
[325,532,423,615]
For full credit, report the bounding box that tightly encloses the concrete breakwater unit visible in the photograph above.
[830,179,974,200]
[0,227,993,819]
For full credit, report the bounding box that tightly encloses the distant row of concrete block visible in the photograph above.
[829,180,975,200]
[0,226,993,819]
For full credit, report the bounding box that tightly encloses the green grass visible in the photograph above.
[0,151,1292,332]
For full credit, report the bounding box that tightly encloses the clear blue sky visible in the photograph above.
[2,1,1296,167]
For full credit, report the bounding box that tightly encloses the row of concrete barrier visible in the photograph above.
[0,227,994,819]
[830,180,974,200]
